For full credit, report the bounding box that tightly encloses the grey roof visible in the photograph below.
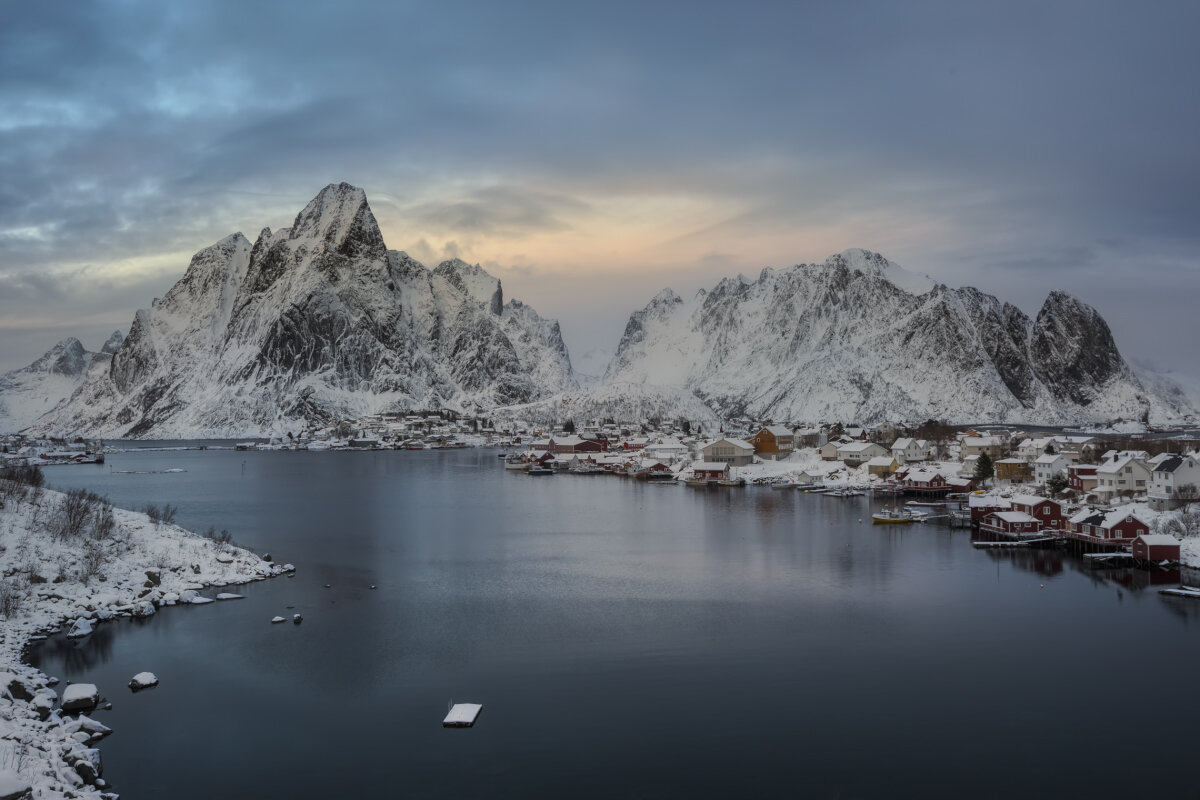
[1155,456,1184,474]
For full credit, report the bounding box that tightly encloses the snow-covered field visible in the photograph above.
[0,480,287,798]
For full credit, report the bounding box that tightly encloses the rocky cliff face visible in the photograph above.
[604,249,1181,425]
[0,334,123,432]
[28,183,574,437]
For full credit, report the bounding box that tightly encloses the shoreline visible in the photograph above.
[0,482,289,798]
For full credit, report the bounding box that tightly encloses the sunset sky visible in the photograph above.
[2,1,1198,378]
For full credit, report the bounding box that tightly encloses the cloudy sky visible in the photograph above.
[2,0,1198,378]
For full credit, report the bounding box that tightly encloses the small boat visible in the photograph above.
[504,456,532,471]
[717,477,746,487]
[872,508,914,524]
[527,466,555,476]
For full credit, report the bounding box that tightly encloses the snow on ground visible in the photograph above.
[0,480,286,798]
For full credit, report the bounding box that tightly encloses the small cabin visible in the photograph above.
[1131,534,1180,563]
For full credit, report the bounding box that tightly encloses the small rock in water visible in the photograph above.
[67,617,94,639]
[271,616,286,624]
[293,614,302,624]
[215,593,244,601]
[369,585,376,590]
[128,672,159,691]
[324,584,331,588]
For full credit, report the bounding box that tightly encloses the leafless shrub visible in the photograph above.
[144,503,178,527]
[90,501,115,541]
[81,540,105,582]
[0,576,26,617]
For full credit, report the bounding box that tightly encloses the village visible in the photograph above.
[486,419,1200,573]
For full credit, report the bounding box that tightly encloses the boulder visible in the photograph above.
[66,618,94,639]
[0,770,32,800]
[61,683,99,712]
[129,672,159,691]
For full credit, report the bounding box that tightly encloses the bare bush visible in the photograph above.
[202,527,235,546]
[144,503,178,527]
[49,488,107,540]
[81,540,105,582]
[0,577,26,617]
[90,501,115,540]
[0,463,44,488]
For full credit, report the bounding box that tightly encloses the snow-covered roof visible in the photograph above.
[705,437,754,451]
[867,456,896,466]
[1135,533,1179,545]
[1034,453,1065,464]
[838,441,881,453]
[992,511,1035,524]
[963,436,1002,447]
[892,437,915,449]
[691,461,729,471]
[1011,494,1052,507]
[1069,507,1153,529]
[969,494,1011,508]
[761,425,793,437]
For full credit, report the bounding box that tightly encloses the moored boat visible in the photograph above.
[872,508,913,524]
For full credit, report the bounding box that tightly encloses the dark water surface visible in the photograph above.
[35,448,1200,798]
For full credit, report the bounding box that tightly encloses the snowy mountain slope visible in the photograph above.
[605,249,1191,425]
[27,183,575,438]
[489,382,722,429]
[0,334,123,433]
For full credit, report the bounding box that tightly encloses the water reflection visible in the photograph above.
[31,449,1200,800]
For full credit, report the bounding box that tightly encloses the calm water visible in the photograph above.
[34,448,1200,798]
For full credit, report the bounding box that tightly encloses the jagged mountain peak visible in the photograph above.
[21,184,575,437]
[99,331,125,355]
[827,248,936,295]
[31,337,88,376]
[603,248,1183,425]
[649,288,683,306]
[433,259,502,314]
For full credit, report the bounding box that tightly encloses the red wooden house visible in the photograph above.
[1065,508,1153,546]
[1131,534,1180,563]
[978,511,1041,537]
[1009,495,1066,531]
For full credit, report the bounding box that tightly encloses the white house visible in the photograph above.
[961,436,1004,459]
[1016,437,1055,462]
[701,437,756,466]
[1093,454,1152,500]
[837,441,887,466]
[891,437,926,465]
[1033,453,1070,485]
[1148,454,1200,510]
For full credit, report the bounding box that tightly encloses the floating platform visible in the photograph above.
[1159,587,1200,599]
[443,703,483,728]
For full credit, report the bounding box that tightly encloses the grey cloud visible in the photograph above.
[404,186,591,237]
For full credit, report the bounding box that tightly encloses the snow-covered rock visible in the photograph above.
[65,618,94,639]
[604,248,1192,425]
[271,616,286,624]
[128,672,158,691]
[23,183,575,438]
[60,684,99,712]
[0,770,32,800]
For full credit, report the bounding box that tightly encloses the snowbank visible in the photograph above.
[0,481,286,798]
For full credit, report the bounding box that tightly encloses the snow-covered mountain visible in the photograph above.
[0,333,123,433]
[26,183,574,438]
[604,249,1193,425]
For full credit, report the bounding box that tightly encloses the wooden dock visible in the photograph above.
[1159,586,1200,599]
[443,703,483,728]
